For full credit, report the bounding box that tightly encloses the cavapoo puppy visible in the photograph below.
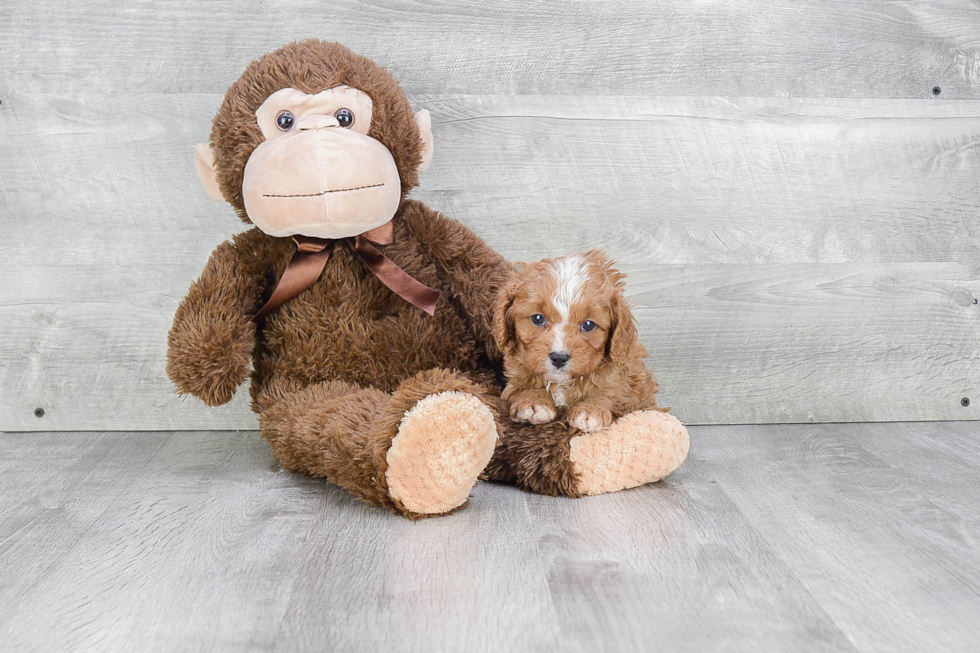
[493,249,660,432]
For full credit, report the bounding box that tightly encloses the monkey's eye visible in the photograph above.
[581,320,597,332]
[276,110,295,131]
[334,108,354,128]
[530,314,546,326]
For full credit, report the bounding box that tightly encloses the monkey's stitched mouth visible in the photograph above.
[263,183,384,198]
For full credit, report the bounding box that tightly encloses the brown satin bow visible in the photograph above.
[253,221,441,321]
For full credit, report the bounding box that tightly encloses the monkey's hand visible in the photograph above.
[167,303,255,406]
[166,240,261,406]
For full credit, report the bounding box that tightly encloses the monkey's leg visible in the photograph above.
[484,407,689,497]
[258,370,498,519]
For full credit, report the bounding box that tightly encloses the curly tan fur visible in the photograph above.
[494,250,661,432]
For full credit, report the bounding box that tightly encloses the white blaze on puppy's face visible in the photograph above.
[547,254,587,378]
[504,251,614,385]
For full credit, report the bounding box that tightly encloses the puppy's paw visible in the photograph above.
[510,400,558,425]
[567,404,613,432]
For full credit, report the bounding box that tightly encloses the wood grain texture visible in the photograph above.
[696,422,980,652]
[2,424,979,651]
[2,93,979,429]
[0,431,173,630]
[0,0,978,98]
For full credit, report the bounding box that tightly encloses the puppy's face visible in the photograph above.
[494,250,637,383]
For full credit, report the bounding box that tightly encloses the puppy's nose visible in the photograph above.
[549,352,571,369]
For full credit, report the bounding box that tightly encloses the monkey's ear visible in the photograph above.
[194,143,225,201]
[415,109,434,173]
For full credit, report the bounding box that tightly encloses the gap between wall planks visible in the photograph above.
[1,91,978,430]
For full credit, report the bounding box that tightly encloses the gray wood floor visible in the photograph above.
[1,422,978,652]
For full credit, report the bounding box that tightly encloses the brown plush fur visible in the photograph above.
[494,250,660,431]
[168,41,689,516]
[168,40,593,517]
[481,404,583,498]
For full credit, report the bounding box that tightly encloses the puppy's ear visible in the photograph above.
[492,279,520,359]
[582,248,613,269]
[607,290,640,365]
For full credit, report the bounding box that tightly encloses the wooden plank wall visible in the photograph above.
[1,1,979,430]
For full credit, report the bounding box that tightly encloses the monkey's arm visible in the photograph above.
[166,237,265,406]
[401,200,512,360]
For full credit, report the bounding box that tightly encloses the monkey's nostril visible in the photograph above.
[549,352,571,368]
[298,115,341,131]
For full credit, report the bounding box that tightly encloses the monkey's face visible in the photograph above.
[237,86,401,239]
[197,42,434,234]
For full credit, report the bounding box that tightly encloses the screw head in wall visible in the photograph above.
[962,397,971,407]
[932,86,942,96]
[34,407,45,417]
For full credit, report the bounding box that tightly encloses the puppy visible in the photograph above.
[493,249,660,432]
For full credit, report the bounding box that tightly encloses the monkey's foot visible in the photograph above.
[569,410,689,496]
[385,391,498,515]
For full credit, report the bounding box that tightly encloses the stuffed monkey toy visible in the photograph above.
[167,40,689,519]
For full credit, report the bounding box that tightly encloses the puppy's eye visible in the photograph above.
[581,320,597,332]
[276,110,295,131]
[530,314,546,326]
